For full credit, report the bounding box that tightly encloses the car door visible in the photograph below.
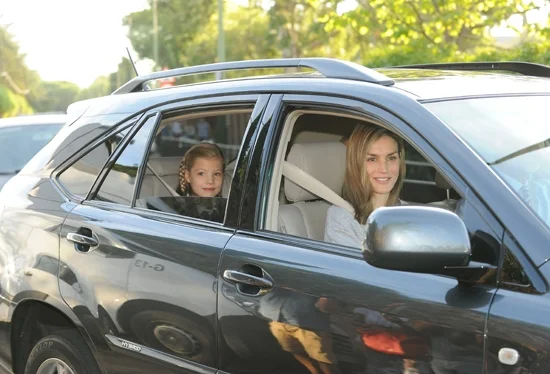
[486,232,550,373]
[217,94,504,374]
[58,94,270,374]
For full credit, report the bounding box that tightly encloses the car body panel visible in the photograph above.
[486,234,550,373]
[0,61,549,374]
[0,175,82,370]
[53,94,269,373]
[218,234,494,374]
[217,92,507,374]
[59,204,229,373]
[380,68,550,99]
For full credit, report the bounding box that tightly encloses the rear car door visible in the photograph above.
[57,95,269,373]
[217,93,504,374]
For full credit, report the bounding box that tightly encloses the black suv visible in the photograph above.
[1,59,550,374]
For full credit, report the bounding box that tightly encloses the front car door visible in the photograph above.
[57,94,270,373]
[217,91,505,374]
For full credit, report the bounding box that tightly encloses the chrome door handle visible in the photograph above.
[223,270,273,289]
[67,232,98,247]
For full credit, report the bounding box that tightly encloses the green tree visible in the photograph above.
[0,83,33,117]
[0,24,37,117]
[266,0,348,58]
[113,57,136,88]
[342,0,542,65]
[76,57,136,100]
[124,0,217,69]
[183,2,278,66]
[122,0,550,80]
[27,81,80,113]
[76,76,111,101]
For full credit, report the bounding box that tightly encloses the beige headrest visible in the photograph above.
[285,142,347,202]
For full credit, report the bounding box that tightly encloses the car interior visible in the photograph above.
[139,110,251,199]
[265,111,463,242]
[135,109,462,235]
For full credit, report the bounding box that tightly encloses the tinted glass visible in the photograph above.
[94,116,157,205]
[427,96,550,229]
[0,124,63,174]
[501,249,530,286]
[136,110,252,222]
[58,127,129,198]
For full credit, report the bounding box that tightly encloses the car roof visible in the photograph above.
[69,61,550,118]
[379,69,550,100]
[0,113,69,128]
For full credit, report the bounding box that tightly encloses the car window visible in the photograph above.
[57,127,130,199]
[426,96,550,231]
[135,109,252,223]
[93,116,158,205]
[0,124,63,174]
[501,249,531,288]
[269,111,500,274]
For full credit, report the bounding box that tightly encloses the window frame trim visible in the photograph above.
[53,116,140,203]
[250,93,511,270]
[83,93,264,229]
[88,112,161,204]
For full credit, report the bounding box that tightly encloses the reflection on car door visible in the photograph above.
[217,97,503,374]
[56,101,258,373]
[218,235,497,374]
[60,205,229,373]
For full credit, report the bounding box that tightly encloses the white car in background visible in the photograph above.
[0,114,67,190]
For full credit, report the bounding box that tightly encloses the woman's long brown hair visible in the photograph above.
[342,124,406,224]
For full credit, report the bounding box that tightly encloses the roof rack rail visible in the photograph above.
[392,61,550,78]
[112,58,394,94]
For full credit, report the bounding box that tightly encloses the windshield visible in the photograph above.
[426,96,550,228]
[0,123,64,174]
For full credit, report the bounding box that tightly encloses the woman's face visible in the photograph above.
[365,135,400,197]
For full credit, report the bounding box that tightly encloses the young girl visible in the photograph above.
[177,143,225,197]
[324,124,406,249]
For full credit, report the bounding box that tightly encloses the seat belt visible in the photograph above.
[146,163,180,197]
[282,161,354,214]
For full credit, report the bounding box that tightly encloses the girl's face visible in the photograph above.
[365,135,400,197]
[184,157,224,197]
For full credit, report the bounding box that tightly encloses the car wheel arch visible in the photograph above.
[11,299,94,374]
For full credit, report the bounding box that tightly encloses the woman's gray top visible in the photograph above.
[324,205,368,250]
[324,201,406,250]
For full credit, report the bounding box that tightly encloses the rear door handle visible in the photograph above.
[67,233,98,247]
[67,232,98,253]
[223,270,273,289]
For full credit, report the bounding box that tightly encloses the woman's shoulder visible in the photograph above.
[326,205,355,222]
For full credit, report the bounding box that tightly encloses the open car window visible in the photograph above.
[134,108,253,223]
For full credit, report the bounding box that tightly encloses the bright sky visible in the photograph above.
[1,0,149,88]
[1,0,548,88]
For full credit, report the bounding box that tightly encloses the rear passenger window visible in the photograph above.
[58,126,130,198]
[93,116,158,205]
[135,109,252,223]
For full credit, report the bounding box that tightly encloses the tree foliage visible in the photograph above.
[4,0,550,117]
[0,24,37,117]
[27,81,80,113]
[123,0,217,68]
[123,0,547,72]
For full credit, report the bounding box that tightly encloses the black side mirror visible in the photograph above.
[363,206,471,273]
